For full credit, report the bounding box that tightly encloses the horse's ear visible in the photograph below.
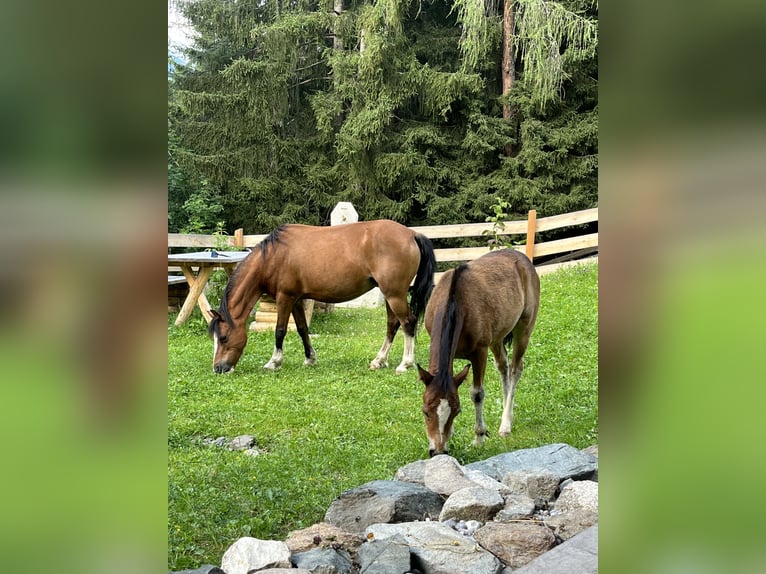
[454,364,471,387]
[417,364,433,386]
[210,309,222,321]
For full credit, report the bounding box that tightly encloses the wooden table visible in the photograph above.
[168,250,250,326]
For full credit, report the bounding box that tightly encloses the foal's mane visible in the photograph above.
[435,263,468,392]
[208,224,288,338]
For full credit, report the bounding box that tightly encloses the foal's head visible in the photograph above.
[418,363,471,457]
[209,310,248,373]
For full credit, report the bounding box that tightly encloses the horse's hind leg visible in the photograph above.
[491,341,513,436]
[469,349,489,447]
[388,294,417,374]
[291,300,316,366]
[498,323,532,436]
[370,301,400,371]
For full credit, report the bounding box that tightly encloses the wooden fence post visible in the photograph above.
[525,209,537,262]
[234,228,244,248]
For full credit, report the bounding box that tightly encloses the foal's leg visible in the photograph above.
[499,325,532,436]
[491,341,513,437]
[263,296,295,370]
[370,301,400,370]
[291,300,316,366]
[469,348,489,446]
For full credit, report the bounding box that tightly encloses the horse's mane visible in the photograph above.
[435,263,468,391]
[261,224,287,258]
[208,224,288,338]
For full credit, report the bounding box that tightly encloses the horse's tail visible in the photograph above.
[410,233,436,323]
[438,263,468,380]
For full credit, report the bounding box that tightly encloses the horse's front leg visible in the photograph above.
[492,340,513,436]
[263,296,295,371]
[291,300,316,366]
[470,349,489,446]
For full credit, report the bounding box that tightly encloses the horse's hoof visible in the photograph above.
[263,362,280,371]
[304,358,316,366]
[498,428,511,437]
[472,436,487,447]
[369,359,387,370]
[395,364,412,375]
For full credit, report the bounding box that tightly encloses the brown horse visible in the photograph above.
[209,220,436,374]
[418,249,540,456]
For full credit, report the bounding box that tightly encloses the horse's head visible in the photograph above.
[418,363,471,457]
[209,310,248,374]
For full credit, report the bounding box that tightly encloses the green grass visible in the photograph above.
[168,263,598,569]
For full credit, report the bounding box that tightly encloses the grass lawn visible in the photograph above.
[168,262,598,570]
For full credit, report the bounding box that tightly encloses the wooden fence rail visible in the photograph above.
[169,207,598,276]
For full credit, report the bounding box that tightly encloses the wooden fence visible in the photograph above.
[169,207,598,278]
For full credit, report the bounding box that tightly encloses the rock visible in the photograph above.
[169,566,224,574]
[494,494,536,521]
[466,443,598,482]
[393,459,427,485]
[285,522,364,555]
[291,547,353,574]
[243,447,261,457]
[423,454,477,496]
[581,444,598,458]
[512,525,598,574]
[366,521,503,574]
[356,533,411,574]
[501,468,560,504]
[202,437,227,447]
[544,509,598,541]
[257,570,312,574]
[220,537,291,574]
[553,481,598,514]
[463,469,511,494]
[474,521,556,569]
[228,435,255,450]
[439,486,504,523]
[324,480,444,535]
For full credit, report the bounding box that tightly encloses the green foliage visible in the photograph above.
[168,263,598,569]
[170,0,597,233]
[180,181,225,235]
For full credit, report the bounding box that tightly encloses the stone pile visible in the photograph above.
[171,443,598,574]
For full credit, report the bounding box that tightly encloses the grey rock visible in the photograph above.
[292,547,353,574]
[465,443,597,481]
[494,495,536,521]
[463,469,511,494]
[366,521,503,574]
[474,521,556,569]
[229,434,255,450]
[202,436,227,447]
[544,509,598,541]
[324,480,444,535]
[393,459,427,486]
[220,537,291,574]
[423,454,476,496]
[257,570,312,574]
[513,525,598,574]
[439,486,504,523]
[168,566,224,574]
[554,481,598,514]
[243,447,261,457]
[357,533,411,574]
[501,468,560,503]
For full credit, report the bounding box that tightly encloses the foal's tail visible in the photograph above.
[410,233,436,323]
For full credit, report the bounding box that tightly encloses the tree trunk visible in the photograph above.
[501,0,515,155]
[333,0,344,50]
